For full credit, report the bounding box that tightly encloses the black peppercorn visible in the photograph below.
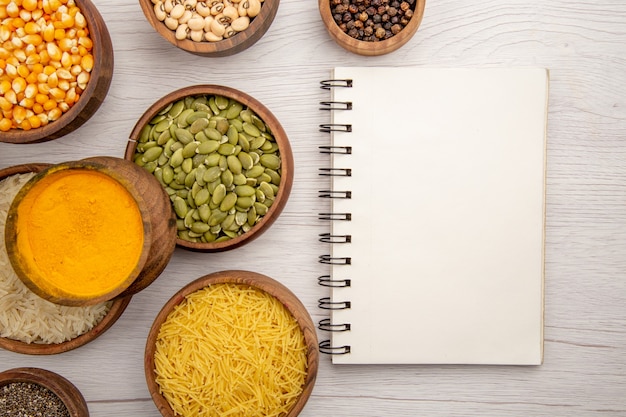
[329,0,416,42]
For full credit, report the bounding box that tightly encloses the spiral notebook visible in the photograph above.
[318,67,549,365]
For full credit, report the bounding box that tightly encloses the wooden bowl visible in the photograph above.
[139,0,280,57]
[0,163,132,354]
[125,85,294,252]
[0,0,114,144]
[145,270,319,417]
[318,0,425,56]
[0,367,89,416]
[4,157,176,306]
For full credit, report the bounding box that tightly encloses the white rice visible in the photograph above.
[0,172,113,344]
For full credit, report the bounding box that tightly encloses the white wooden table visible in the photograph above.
[1,0,625,415]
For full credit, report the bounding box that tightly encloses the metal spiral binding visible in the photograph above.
[320,79,353,89]
[319,190,352,199]
[318,212,351,221]
[319,168,351,177]
[320,101,353,111]
[318,297,351,310]
[319,123,352,133]
[319,146,352,154]
[319,340,351,355]
[319,233,352,243]
[318,275,351,287]
[319,254,351,265]
[318,77,354,356]
[318,318,351,332]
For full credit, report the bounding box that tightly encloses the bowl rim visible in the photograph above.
[138,0,280,57]
[144,270,319,417]
[125,84,294,252]
[0,367,89,417]
[3,161,153,306]
[318,0,426,56]
[0,0,114,144]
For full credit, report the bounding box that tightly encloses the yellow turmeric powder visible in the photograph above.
[13,169,144,302]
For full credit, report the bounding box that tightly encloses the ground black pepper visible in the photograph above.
[331,0,416,41]
[0,382,70,417]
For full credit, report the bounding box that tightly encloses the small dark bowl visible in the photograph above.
[0,367,89,416]
[318,0,426,56]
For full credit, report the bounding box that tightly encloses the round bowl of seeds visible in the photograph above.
[145,270,318,417]
[0,367,89,416]
[319,0,425,56]
[0,0,114,144]
[125,85,294,252]
[139,0,279,57]
[0,163,132,355]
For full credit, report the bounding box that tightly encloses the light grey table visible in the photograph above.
[1,0,625,415]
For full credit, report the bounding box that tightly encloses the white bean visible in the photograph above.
[175,23,189,40]
[210,19,226,36]
[153,1,166,20]
[164,16,179,30]
[230,15,249,32]
[187,16,205,31]
[179,9,193,24]
[204,31,223,42]
[190,29,204,42]
[246,0,261,17]
[196,1,211,16]
[170,3,185,19]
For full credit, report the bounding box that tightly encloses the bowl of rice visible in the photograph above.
[0,163,131,355]
[145,270,318,417]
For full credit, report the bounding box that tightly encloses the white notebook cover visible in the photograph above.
[324,67,548,365]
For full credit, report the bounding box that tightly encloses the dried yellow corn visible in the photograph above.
[0,0,95,130]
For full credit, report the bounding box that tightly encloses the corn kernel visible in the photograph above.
[0,79,10,93]
[11,76,25,93]
[46,70,57,87]
[43,64,55,75]
[58,101,68,111]
[24,82,36,98]
[24,21,39,34]
[18,96,34,108]
[47,106,61,121]
[19,118,32,130]
[17,64,29,77]
[49,86,63,100]
[19,9,32,22]
[80,53,92,71]
[27,114,40,128]
[13,48,25,62]
[4,62,16,77]
[22,0,38,11]
[6,2,19,18]
[25,71,37,83]
[42,98,56,110]
[57,78,68,90]
[53,28,64,40]
[42,23,54,42]
[22,33,43,46]
[4,89,17,104]
[32,102,42,113]
[37,82,49,94]
[46,41,61,60]
[60,50,70,66]
[0,117,12,131]
[12,18,25,29]
[12,105,26,123]
[0,96,12,111]
[35,92,47,103]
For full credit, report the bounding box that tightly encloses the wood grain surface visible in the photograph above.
[1,0,625,415]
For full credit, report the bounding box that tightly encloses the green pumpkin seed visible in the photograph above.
[254,202,268,215]
[175,128,194,145]
[173,196,188,218]
[142,146,163,163]
[221,169,234,188]
[259,154,281,170]
[220,192,238,212]
[235,184,255,197]
[216,118,230,135]
[243,122,261,137]
[211,184,227,205]
[227,155,242,175]
[197,140,219,155]
[215,95,229,110]
[190,118,209,134]
[170,148,184,167]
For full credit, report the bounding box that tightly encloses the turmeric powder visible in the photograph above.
[13,169,144,303]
